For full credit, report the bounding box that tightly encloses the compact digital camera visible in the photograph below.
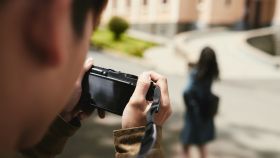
[78,66,155,116]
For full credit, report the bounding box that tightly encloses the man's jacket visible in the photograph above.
[0,116,163,158]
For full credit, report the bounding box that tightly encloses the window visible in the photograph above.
[225,0,231,6]
[143,0,147,6]
[112,0,117,8]
[127,0,131,7]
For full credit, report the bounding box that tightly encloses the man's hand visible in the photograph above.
[122,71,172,128]
[60,59,105,123]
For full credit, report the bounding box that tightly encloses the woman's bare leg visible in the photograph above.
[198,145,207,158]
[182,145,191,158]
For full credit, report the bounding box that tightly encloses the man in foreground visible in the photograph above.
[0,0,172,157]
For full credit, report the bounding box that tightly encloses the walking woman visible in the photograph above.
[181,47,220,158]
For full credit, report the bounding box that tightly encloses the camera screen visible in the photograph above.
[88,75,135,115]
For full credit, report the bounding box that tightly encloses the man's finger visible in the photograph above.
[84,58,94,72]
[77,58,94,83]
[131,72,151,100]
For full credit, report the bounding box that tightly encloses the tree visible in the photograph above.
[108,16,129,41]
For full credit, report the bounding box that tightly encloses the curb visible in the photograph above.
[89,47,156,70]
[174,27,280,68]
[174,27,227,62]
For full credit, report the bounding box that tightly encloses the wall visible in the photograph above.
[243,0,276,29]
[102,0,181,24]
[273,0,280,26]
[197,0,245,27]
[178,0,198,23]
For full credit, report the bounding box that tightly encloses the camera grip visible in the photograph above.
[146,83,155,101]
[77,68,96,114]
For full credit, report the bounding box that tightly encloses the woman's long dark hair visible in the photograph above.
[196,47,219,81]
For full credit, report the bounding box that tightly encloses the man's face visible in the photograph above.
[0,0,103,149]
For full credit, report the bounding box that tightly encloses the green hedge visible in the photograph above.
[91,28,157,57]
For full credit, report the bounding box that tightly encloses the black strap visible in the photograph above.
[137,86,161,158]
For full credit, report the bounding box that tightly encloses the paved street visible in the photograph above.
[57,50,280,158]
[145,29,280,80]
[180,31,280,80]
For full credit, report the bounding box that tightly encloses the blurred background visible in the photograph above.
[58,0,280,157]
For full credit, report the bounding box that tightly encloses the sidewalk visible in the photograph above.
[143,28,280,79]
[144,43,186,76]
[128,29,187,76]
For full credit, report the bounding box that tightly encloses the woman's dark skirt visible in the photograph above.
[180,106,215,145]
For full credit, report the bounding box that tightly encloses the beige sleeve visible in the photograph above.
[113,126,163,158]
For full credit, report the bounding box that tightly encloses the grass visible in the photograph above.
[91,28,157,57]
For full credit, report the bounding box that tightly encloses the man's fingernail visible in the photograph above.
[84,58,94,69]
[142,72,151,82]
[86,58,94,64]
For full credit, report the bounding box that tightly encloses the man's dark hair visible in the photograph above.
[0,0,7,8]
[0,0,107,37]
[0,0,5,4]
[71,0,108,37]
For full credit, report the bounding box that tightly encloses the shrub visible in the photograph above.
[91,29,157,58]
[108,16,129,41]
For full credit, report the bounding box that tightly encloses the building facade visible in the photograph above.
[196,0,245,28]
[243,0,276,29]
[102,0,280,37]
[102,0,198,37]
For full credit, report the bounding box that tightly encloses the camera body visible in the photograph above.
[78,66,155,116]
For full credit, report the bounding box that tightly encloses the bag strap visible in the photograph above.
[137,86,161,158]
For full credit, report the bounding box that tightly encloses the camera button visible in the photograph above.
[125,74,138,79]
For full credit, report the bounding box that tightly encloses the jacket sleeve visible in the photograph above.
[20,116,80,158]
[114,126,163,158]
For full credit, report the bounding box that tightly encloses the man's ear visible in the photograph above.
[26,0,70,67]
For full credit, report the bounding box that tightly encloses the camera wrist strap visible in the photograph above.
[137,86,161,158]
